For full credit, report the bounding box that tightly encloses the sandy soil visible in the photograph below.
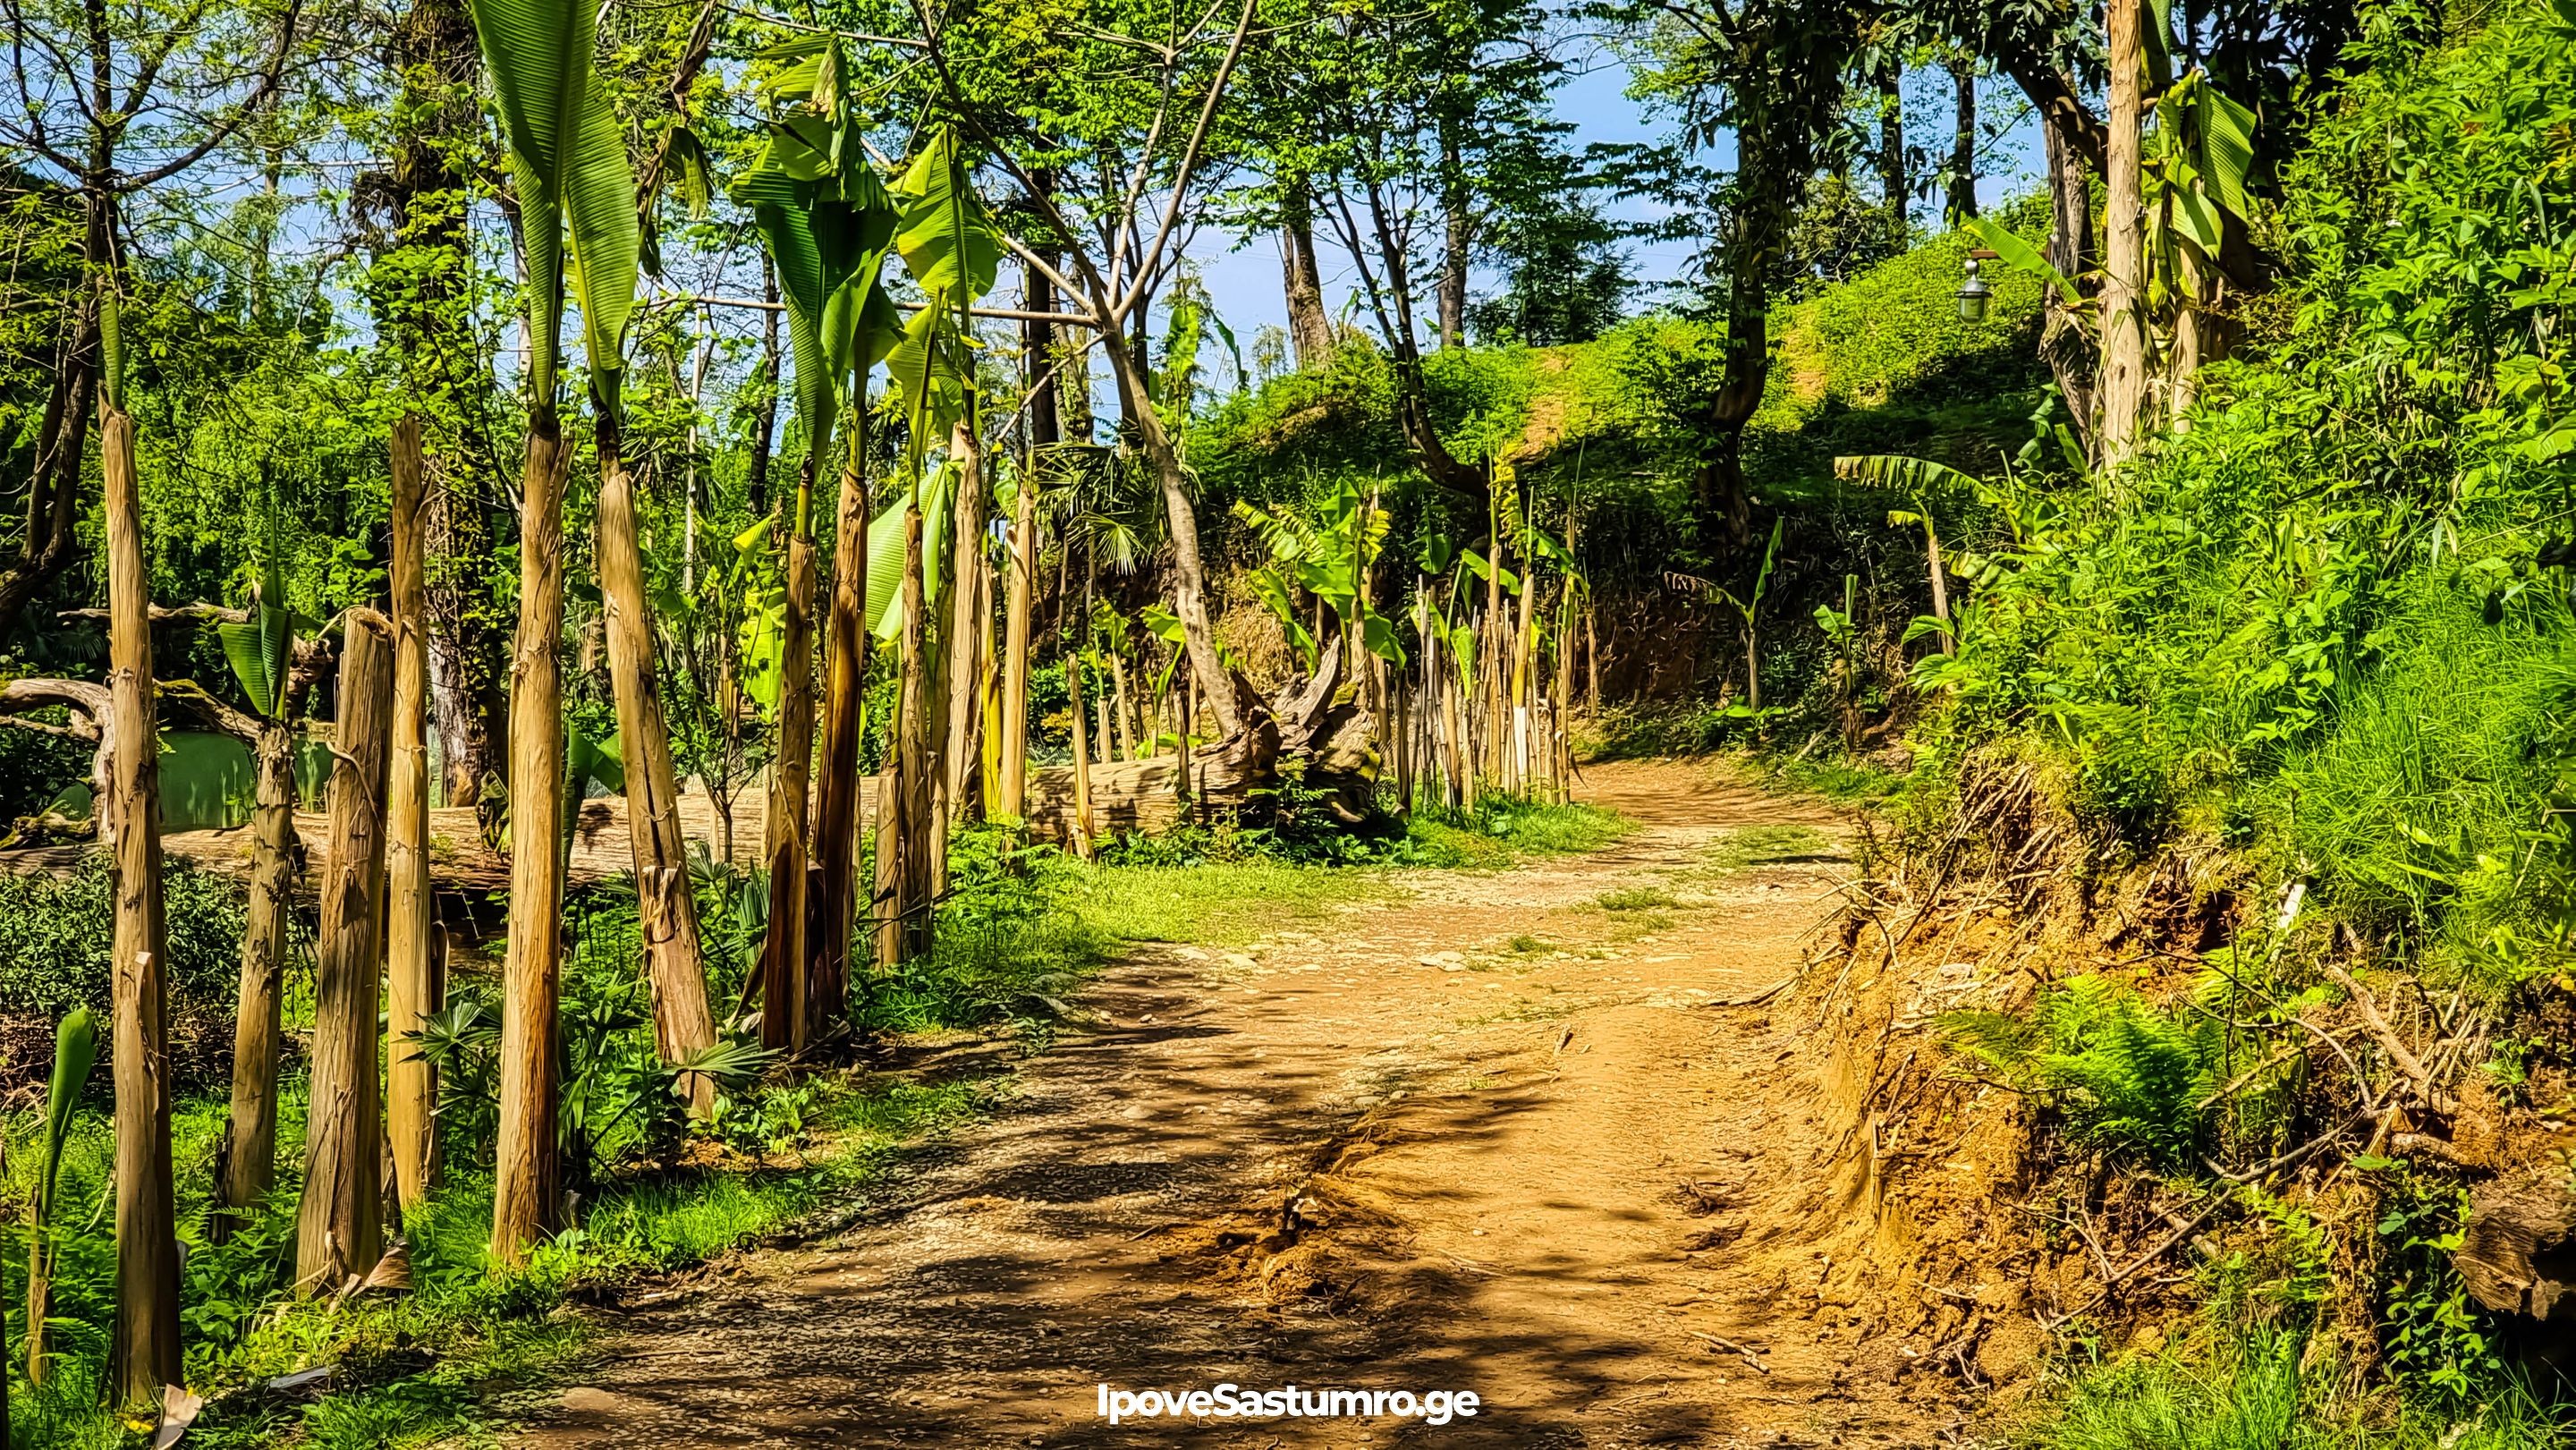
[505,759,1968,1448]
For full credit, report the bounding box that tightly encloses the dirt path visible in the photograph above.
[510,760,1968,1448]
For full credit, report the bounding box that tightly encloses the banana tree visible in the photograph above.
[896,128,1002,893]
[877,125,999,945]
[465,0,703,1260]
[1834,453,1985,629]
[24,1006,98,1385]
[209,561,309,1238]
[731,32,903,1047]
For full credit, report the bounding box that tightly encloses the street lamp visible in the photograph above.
[1956,248,1998,322]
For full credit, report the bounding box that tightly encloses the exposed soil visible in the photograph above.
[508,759,1974,1447]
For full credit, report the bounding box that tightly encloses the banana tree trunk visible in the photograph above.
[218,718,297,1239]
[875,505,934,965]
[492,408,570,1266]
[599,436,718,1101]
[941,420,988,830]
[296,610,393,1297]
[997,472,1037,819]
[386,415,438,1207]
[760,471,818,1052]
[2098,0,2150,465]
[102,408,180,1407]
[813,422,870,1037]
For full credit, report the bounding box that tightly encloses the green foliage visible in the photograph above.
[1945,973,2251,1169]
[2373,1171,2509,1407]
[2026,1327,2570,1450]
[464,0,637,405]
[0,861,246,1022]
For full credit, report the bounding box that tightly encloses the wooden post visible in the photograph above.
[386,415,438,1205]
[297,610,394,1296]
[102,407,181,1405]
[492,409,569,1266]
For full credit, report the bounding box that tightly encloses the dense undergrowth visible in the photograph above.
[0,793,1614,1447]
[1837,0,2576,1440]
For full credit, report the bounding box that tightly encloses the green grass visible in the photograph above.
[1072,860,1386,945]
[2027,1330,2572,1450]
[3,1064,992,1450]
[1701,824,1836,873]
[1597,886,1676,912]
[1398,799,1631,868]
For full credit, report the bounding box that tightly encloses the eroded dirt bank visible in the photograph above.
[510,759,1971,1448]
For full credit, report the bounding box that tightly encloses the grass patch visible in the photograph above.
[1072,860,1384,946]
[1597,886,1677,912]
[4,1068,990,1450]
[1401,799,1631,869]
[2025,1329,2571,1450]
[1701,824,1837,873]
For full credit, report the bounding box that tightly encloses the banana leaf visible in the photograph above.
[464,0,638,405]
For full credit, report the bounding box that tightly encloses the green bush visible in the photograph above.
[0,861,247,1019]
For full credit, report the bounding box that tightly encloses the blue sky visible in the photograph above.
[1181,53,2047,367]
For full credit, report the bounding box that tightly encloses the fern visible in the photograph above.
[1942,973,2231,1169]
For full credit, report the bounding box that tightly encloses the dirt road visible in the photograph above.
[513,759,1966,1447]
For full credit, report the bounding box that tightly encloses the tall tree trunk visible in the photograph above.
[1877,59,1906,241]
[760,462,818,1051]
[1097,335,1240,736]
[1697,164,1790,548]
[813,412,870,1037]
[219,717,297,1236]
[297,611,394,1296]
[2041,119,2099,452]
[1281,181,1334,369]
[0,307,97,639]
[1947,55,1979,223]
[1437,120,1470,349]
[1059,320,1095,446]
[597,421,718,1098]
[103,406,180,1407]
[876,505,934,964]
[386,416,437,1208]
[492,409,569,1266]
[390,0,504,809]
[2098,0,2150,466]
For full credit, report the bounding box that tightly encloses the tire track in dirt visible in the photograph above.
[508,759,1968,1448]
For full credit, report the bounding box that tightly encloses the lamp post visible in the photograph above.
[1956,248,1998,322]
